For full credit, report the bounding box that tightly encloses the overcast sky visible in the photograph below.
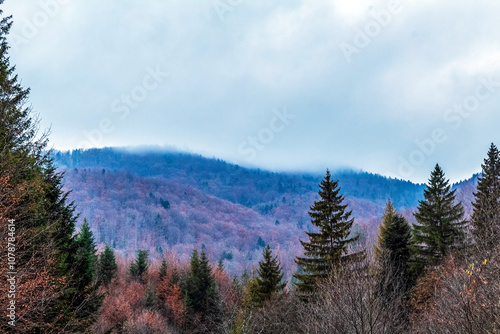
[3,0,500,183]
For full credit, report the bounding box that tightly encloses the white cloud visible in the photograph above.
[2,0,500,183]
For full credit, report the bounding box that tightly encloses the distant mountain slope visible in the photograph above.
[52,148,477,276]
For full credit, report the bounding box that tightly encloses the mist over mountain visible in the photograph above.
[52,147,478,277]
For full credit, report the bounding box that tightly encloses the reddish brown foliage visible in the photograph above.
[158,278,186,326]
[0,175,65,333]
[123,310,171,334]
[214,267,240,311]
[93,278,146,333]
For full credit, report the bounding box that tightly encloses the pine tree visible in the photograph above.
[184,249,221,327]
[54,218,102,331]
[97,244,117,286]
[43,161,79,275]
[244,277,261,308]
[217,259,224,272]
[471,143,500,252]
[0,6,99,331]
[73,219,98,290]
[374,201,412,298]
[145,285,158,311]
[410,164,467,276]
[374,200,397,261]
[171,267,180,286]
[130,250,149,283]
[294,170,365,294]
[249,245,286,305]
[159,258,168,281]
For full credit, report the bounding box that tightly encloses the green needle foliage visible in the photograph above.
[130,250,149,283]
[184,249,221,329]
[249,244,286,306]
[471,143,500,253]
[159,258,168,281]
[374,201,412,298]
[97,244,118,286]
[410,164,467,277]
[73,219,98,291]
[294,170,365,294]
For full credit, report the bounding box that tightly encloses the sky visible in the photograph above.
[3,0,500,183]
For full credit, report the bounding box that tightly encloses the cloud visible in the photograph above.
[3,0,500,183]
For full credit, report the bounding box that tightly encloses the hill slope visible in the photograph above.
[53,148,477,276]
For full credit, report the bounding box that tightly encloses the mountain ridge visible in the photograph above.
[52,147,479,276]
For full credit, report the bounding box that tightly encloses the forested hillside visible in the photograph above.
[52,148,477,276]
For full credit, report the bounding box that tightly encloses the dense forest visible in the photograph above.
[51,148,478,279]
[1,4,500,333]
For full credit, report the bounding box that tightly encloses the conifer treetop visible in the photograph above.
[294,169,364,294]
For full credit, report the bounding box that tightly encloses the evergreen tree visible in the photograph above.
[374,201,412,298]
[0,6,100,331]
[44,162,79,275]
[97,244,117,286]
[294,170,365,294]
[54,218,102,331]
[73,219,98,290]
[250,245,286,305]
[159,258,168,281]
[240,269,250,288]
[244,277,261,308]
[184,249,221,327]
[171,268,180,287]
[471,143,500,252]
[217,259,224,271]
[130,250,149,283]
[374,200,397,261]
[410,164,467,276]
[145,285,158,311]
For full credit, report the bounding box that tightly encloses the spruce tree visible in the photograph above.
[471,143,500,252]
[184,249,221,327]
[410,164,467,276]
[73,219,98,290]
[374,201,412,298]
[244,278,261,308]
[374,200,397,261]
[0,6,99,330]
[63,219,103,327]
[217,259,224,271]
[43,161,79,274]
[159,258,168,281]
[171,267,180,286]
[251,244,286,305]
[145,285,158,311]
[97,244,117,286]
[294,170,365,294]
[130,250,149,283]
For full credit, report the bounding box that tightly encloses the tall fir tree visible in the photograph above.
[294,170,365,294]
[374,200,397,261]
[251,245,286,305]
[410,164,467,277]
[184,249,221,329]
[0,5,99,331]
[159,258,168,281]
[64,219,102,327]
[130,250,149,283]
[43,161,78,274]
[73,219,98,290]
[374,201,412,298]
[97,244,117,286]
[471,143,500,252]
[145,285,158,311]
